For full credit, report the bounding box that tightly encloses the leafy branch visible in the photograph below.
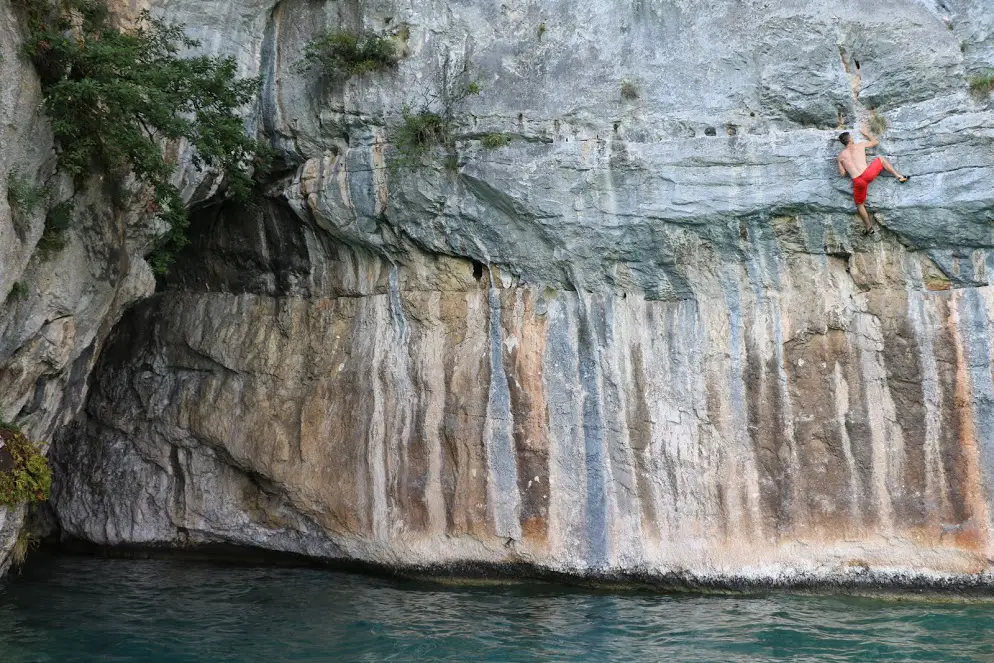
[15,0,265,272]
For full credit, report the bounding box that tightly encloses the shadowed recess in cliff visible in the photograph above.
[162,198,316,297]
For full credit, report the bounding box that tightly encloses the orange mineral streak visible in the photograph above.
[946,293,991,554]
[441,290,491,538]
[505,290,551,545]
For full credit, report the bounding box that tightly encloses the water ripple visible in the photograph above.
[0,555,992,662]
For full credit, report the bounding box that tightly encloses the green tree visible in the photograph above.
[17,0,264,272]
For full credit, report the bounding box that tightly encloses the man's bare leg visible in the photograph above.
[857,203,874,232]
[878,157,908,182]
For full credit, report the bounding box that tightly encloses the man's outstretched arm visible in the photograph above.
[860,124,880,149]
[838,158,846,177]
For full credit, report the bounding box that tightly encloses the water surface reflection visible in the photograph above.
[0,555,992,662]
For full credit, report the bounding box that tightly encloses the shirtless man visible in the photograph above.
[837,125,909,233]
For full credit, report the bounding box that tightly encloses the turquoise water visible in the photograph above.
[2,555,994,662]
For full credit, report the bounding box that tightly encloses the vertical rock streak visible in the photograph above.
[483,267,522,541]
[951,289,994,553]
[54,251,994,578]
[832,362,862,527]
[574,290,612,569]
[720,266,762,545]
[908,291,952,531]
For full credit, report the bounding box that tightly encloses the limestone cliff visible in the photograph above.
[4,0,994,588]
[0,0,158,572]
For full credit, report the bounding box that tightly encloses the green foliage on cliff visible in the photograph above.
[5,169,71,261]
[395,110,448,158]
[37,200,74,260]
[480,133,511,149]
[392,79,481,166]
[7,282,29,303]
[6,169,47,215]
[14,0,263,272]
[9,530,39,570]
[300,30,398,80]
[0,422,52,509]
[969,70,994,98]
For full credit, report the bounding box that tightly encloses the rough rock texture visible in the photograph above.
[0,0,161,571]
[41,0,994,587]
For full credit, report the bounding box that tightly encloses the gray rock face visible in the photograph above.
[0,1,159,571]
[28,0,994,587]
[52,209,994,586]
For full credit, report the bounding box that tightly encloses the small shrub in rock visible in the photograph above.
[537,23,547,40]
[6,170,46,215]
[621,80,639,100]
[867,109,887,135]
[969,70,994,98]
[9,530,38,570]
[392,77,481,166]
[15,0,263,273]
[0,422,52,509]
[7,282,28,302]
[36,200,74,260]
[480,133,511,149]
[395,110,449,158]
[301,30,398,80]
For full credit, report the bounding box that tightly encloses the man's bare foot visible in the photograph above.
[897,175,910,183]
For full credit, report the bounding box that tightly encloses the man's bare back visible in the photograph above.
[838,141,870,179]
[837,125,909,233]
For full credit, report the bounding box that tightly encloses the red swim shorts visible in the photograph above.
[852,157,884,205]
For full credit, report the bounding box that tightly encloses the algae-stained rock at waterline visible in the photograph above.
[17,0,994,588]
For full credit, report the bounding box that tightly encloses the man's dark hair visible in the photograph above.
[839,132,851,145]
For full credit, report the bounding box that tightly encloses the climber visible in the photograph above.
[837,124,909,233]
